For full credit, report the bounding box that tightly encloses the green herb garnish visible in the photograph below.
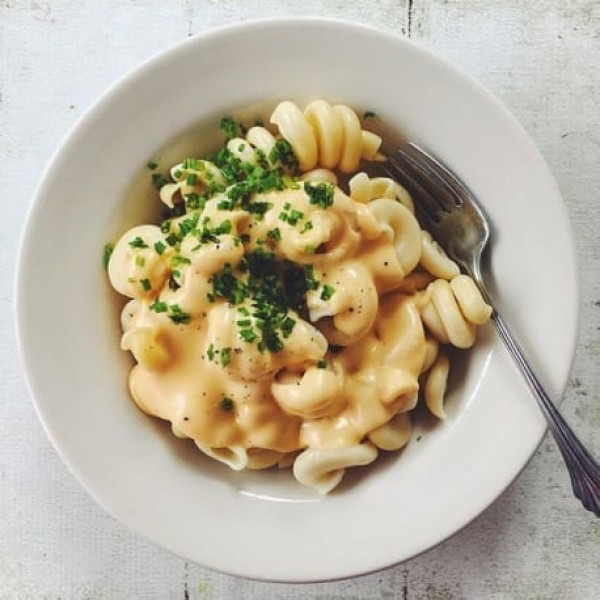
[220,116,240,140]
[320,284,335,301]
[182,158,201,170]
[207,344,215,361]
[150,300,168,313]
[269,139,299,171]
[129,236,148,249]
[279,207,304,226]
[168,304,191,324]
[267,228,282,243]
[171,254,191,268]
[152,173,169,190]
[103,243,114,270]
[239,328,257,342]
[220,347,232,367]
[305,182,334,209]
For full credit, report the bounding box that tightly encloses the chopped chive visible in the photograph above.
[317,360,327,369]
[320,284,335,301]
[217,199,233,211]
[140,278,152,291]
[207,344,215,361]
[150,300,168,313]
[220,116,239,140]
[129,236,148,249]
[135,255,145,267]
[268,139,298,171]
[267,228,282,243]
[146,160,158,170]
[154,241,167,255]
[280,316,296,338]
[169,303,191,324]
[103,243,114,270]
[185,193,205,210]
[183,158,201,170]
[305,182,334,209]
[165,233,179,247]
[220,347,232,367]
[288,209,303,226]
[239,329,257,342]
[171,254,191,268]
[152,173,169,190]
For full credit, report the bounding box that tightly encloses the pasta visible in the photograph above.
[293,442,378,495]
[106,100,492,494]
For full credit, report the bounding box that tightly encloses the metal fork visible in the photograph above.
[384,142,599,517]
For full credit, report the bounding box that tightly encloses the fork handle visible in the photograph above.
[488,305,600,516]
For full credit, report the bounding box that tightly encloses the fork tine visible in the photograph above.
[394,145,461,212]
[384,153,444,222]
[406,142,491,228]
[403,143,473,207]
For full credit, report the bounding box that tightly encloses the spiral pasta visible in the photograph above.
[293,442,378,495]
[159,160,226,209]
[419,276,491,348]
[419,231,460,280]
[424,352,450,419]
[196,443,248,471]
[368,412,411,451]
[270,100,382,173]
[106,99,492,494]
[349,172,414,213]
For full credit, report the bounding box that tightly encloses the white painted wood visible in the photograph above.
[1,0,598,597]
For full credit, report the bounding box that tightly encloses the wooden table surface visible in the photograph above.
[2,1,598,598]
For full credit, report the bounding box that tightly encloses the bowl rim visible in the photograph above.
[14,16,580,582]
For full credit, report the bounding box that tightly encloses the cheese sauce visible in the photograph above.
[112,184,428,454]
[106,100,492,493]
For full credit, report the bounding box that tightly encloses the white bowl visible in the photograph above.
[16,18,578,582]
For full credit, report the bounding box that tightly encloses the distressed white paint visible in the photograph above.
[1,0,599,598]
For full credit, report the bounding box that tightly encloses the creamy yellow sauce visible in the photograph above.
[107,100,492,493]
[113,184,428,452]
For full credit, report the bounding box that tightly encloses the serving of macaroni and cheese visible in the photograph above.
[106,100,492,494]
